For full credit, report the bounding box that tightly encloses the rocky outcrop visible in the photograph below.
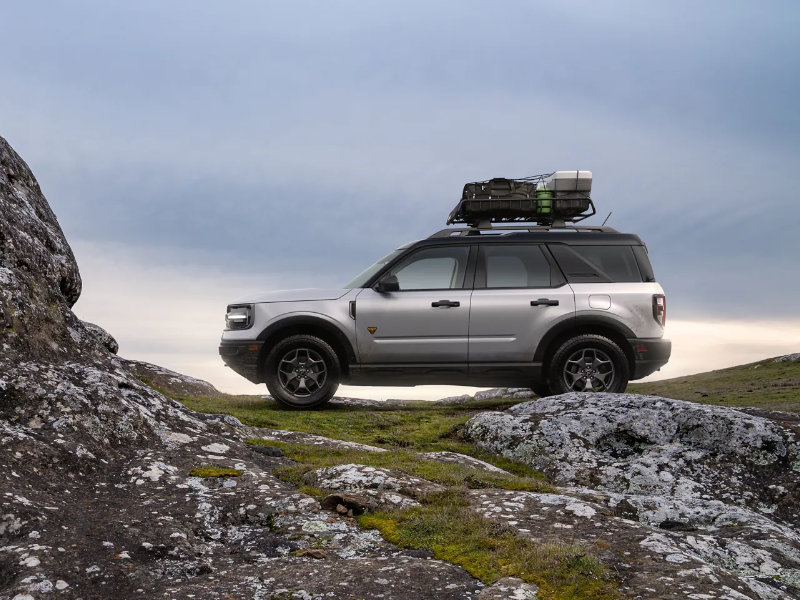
[0,136,88,364]
[119,358,224,398]
[0,136,487,599]
[81,320,119,354]
[464,393,800,599]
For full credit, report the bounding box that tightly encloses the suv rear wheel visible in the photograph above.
[265,334,340,409]
[548,334,629,394]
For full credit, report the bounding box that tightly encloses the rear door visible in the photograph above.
[468,243,575,364]
[355,245,474,363]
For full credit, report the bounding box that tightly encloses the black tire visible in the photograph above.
[547,334,629,394]
[264,334,340,409]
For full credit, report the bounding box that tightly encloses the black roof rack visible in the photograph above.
[448,172,595,228]
[428,224,618,239]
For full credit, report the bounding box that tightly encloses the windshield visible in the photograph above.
[343,248,405,288]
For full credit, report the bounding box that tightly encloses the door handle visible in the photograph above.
[432,300,460,308]
[531,298,559,307]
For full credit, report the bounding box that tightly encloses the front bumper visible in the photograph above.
[629,338,671,380]
[219,340,264,383]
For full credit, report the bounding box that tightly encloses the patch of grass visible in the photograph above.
[177,392,533,470]
[249,440,550,493]
[358,489,619,600]
[189,465,243,478]
[629,356,800,413]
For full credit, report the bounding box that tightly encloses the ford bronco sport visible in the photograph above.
[219,171,670,408]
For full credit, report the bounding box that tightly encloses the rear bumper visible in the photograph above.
[219,340,264,383]
[628,338,671,380]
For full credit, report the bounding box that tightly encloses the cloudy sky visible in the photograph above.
[2,1,799,398]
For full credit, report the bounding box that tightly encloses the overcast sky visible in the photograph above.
[2,1,799,397]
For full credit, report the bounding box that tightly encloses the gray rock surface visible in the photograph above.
[120,357,224,398]
[0,136,485,599]
[81,320,119,354]
[775,353,800,364]
[464,393,800,599]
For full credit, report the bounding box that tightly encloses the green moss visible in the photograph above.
[189,465,243,478]
[358,489,619,600]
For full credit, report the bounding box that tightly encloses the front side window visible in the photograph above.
[480,244,553,288]
[389,246,470,290]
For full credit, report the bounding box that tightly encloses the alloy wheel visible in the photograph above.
[562,347,615,392]
[277,347,328,397]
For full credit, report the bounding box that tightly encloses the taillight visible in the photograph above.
[653,294,666,327]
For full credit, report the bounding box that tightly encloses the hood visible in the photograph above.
[234,288,351,304]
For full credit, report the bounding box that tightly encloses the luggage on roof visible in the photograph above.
[448,170,595,227]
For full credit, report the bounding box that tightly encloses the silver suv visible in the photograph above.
[219,223,670,409]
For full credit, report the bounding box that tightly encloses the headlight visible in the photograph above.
[225,304,253,330]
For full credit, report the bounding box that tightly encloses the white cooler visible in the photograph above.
[543,170,592,194]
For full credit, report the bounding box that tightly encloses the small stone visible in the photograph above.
[297,548,328,559]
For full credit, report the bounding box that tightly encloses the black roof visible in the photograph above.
[412,229,645,248]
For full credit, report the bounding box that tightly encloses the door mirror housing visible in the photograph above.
[375,275,400,293]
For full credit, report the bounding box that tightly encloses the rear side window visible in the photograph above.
[632,246,656,282]
[549,244,644,283]
[478,244,558,288]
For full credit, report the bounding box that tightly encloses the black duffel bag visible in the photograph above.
[462,178,537,200]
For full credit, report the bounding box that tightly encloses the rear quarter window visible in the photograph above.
[549,244,644,283]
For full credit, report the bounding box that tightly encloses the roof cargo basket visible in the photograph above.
[447,171,595,228]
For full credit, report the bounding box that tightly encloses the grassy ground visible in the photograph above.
[630,356,800,413]
[181,393,529,455]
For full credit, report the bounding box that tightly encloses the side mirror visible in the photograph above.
[375,275,400,293]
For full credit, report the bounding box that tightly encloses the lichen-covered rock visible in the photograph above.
[119,357,224,398]
[303,464,440,509]
[464,393,800,599]
[420,451,510,474]
[775,353,800,364]
[469,488,800,600]
[0,135,92,364]
[476,577,539,599]
[81,320,119,354]
[0,136,488,599]
[464,393,800,523]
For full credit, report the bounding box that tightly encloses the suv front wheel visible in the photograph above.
[548,334,629,394]
[264,334,340,409]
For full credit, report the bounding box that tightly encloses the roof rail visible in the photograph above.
[427,224,619,238]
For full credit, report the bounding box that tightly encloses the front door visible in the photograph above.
[355,245,473,364]
[469,244,575,363]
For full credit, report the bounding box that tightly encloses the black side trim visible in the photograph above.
[347,362,539,387]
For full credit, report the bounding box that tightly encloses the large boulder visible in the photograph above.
[0,135,92,364]
[464,393,800,599]
[464,392,800,522]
